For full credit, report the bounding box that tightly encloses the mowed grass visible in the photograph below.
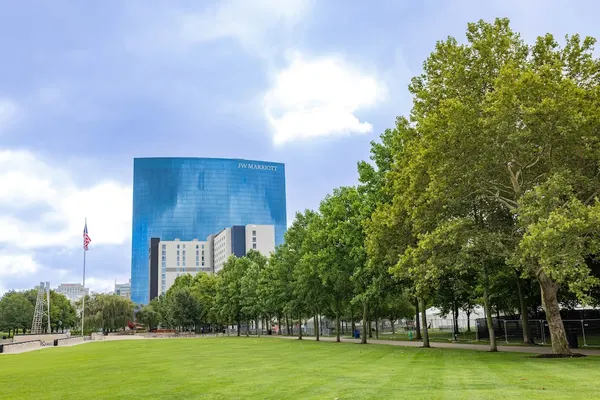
[1,338,599,399]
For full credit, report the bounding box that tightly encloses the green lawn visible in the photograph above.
[1,338,599,399]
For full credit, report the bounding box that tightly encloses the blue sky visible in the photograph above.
[1,0,599,294]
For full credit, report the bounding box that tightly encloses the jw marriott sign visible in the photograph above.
[238,163,278,172]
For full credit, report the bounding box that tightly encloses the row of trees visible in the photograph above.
[360,18,600,354]
[141,18,600,355]
[0,289,135,337]
[0,289,77,336]
[138,247,415,342]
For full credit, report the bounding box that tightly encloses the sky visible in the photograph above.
[1,0,599,295]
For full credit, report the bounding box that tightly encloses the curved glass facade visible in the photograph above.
[131,157,287,304]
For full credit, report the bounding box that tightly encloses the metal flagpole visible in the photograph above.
[81,218,87,337]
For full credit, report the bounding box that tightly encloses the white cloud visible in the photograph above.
[264,53,386,145]
[0,98,19,132]
[85,277,119,294]
[0,149,132,251]
[127,0,312,57]
[0,253,40,278]
[179,0,311,46]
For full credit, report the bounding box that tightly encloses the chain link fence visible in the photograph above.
[476,318,600,347]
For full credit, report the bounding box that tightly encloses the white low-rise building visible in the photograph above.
[150,224,275,298]
[56,283,89,302]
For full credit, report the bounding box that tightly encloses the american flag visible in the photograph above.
[83,222,91,251]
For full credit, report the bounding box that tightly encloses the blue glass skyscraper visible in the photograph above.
[130,157,287,304]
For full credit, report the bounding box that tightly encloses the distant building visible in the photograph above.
[56,283,89,302]
[148,224,275,300]
[114,279,131,300]
[213,224,275,273]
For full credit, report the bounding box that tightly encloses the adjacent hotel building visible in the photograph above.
[55,283,89,302]
[148,224,275,300]
[131,157,287,304]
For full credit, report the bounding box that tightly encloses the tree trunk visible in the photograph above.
[390,318,395,334]
[320,315,323,336]
[256,318,260,337]
[538,270,571,355]
[285,314,290,336]
[415,298,422,340]
[483,266,497,352]
[375,318,379,339]
[237,319,241,337]
[361,301,368,344]
[246,320,250,337]
[419,297,430,348]
[335,311,341,343]
[298,314,303,340]
[453,302,459,341]
[466,310,471,332]
[315,313,320,341]
[515,272,533,344]
[368,316,373,339]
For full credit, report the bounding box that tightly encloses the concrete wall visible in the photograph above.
[12,334,67,343]
[57,336,84,346]
[1,340,42,354]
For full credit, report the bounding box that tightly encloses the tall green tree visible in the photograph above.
[192,272,220,331]
[82,294,134,333]
[313,187,366,343]
[240,257,264,335]
[0,291,34,336]
[216,255,245,336]
[49,291,77,333]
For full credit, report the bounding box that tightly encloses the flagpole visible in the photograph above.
[81,217,87,337]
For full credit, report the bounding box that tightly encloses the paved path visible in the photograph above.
[273,335,600,356]
[0,340,88,355]
[3,333,599,356]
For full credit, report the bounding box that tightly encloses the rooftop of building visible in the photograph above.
[133,157,284,165]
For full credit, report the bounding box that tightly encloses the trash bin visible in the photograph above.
[408,331,413,340]
[353,330,360,339]
[54,339,59,346]
[0,344,4,354]
[567,332,578,349]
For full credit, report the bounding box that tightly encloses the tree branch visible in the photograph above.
[584,190,599,206]
[484,192,519,211]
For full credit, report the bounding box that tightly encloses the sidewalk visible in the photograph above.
[274,335,600,356]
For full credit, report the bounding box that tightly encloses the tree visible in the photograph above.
[240,257,264,335]
[515,175,600,353]
[49,291,77,333]
[192,272,220,331]
[169,285,200,331]
[313,187,366,343]
[381,290,415,334]
[278,210,321,339]
[82,294,134,333]
[362,119,427,343]
[216,255,246,336]
[260,245,294,335]
[137,303,159,331]
[0,291,34,336]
